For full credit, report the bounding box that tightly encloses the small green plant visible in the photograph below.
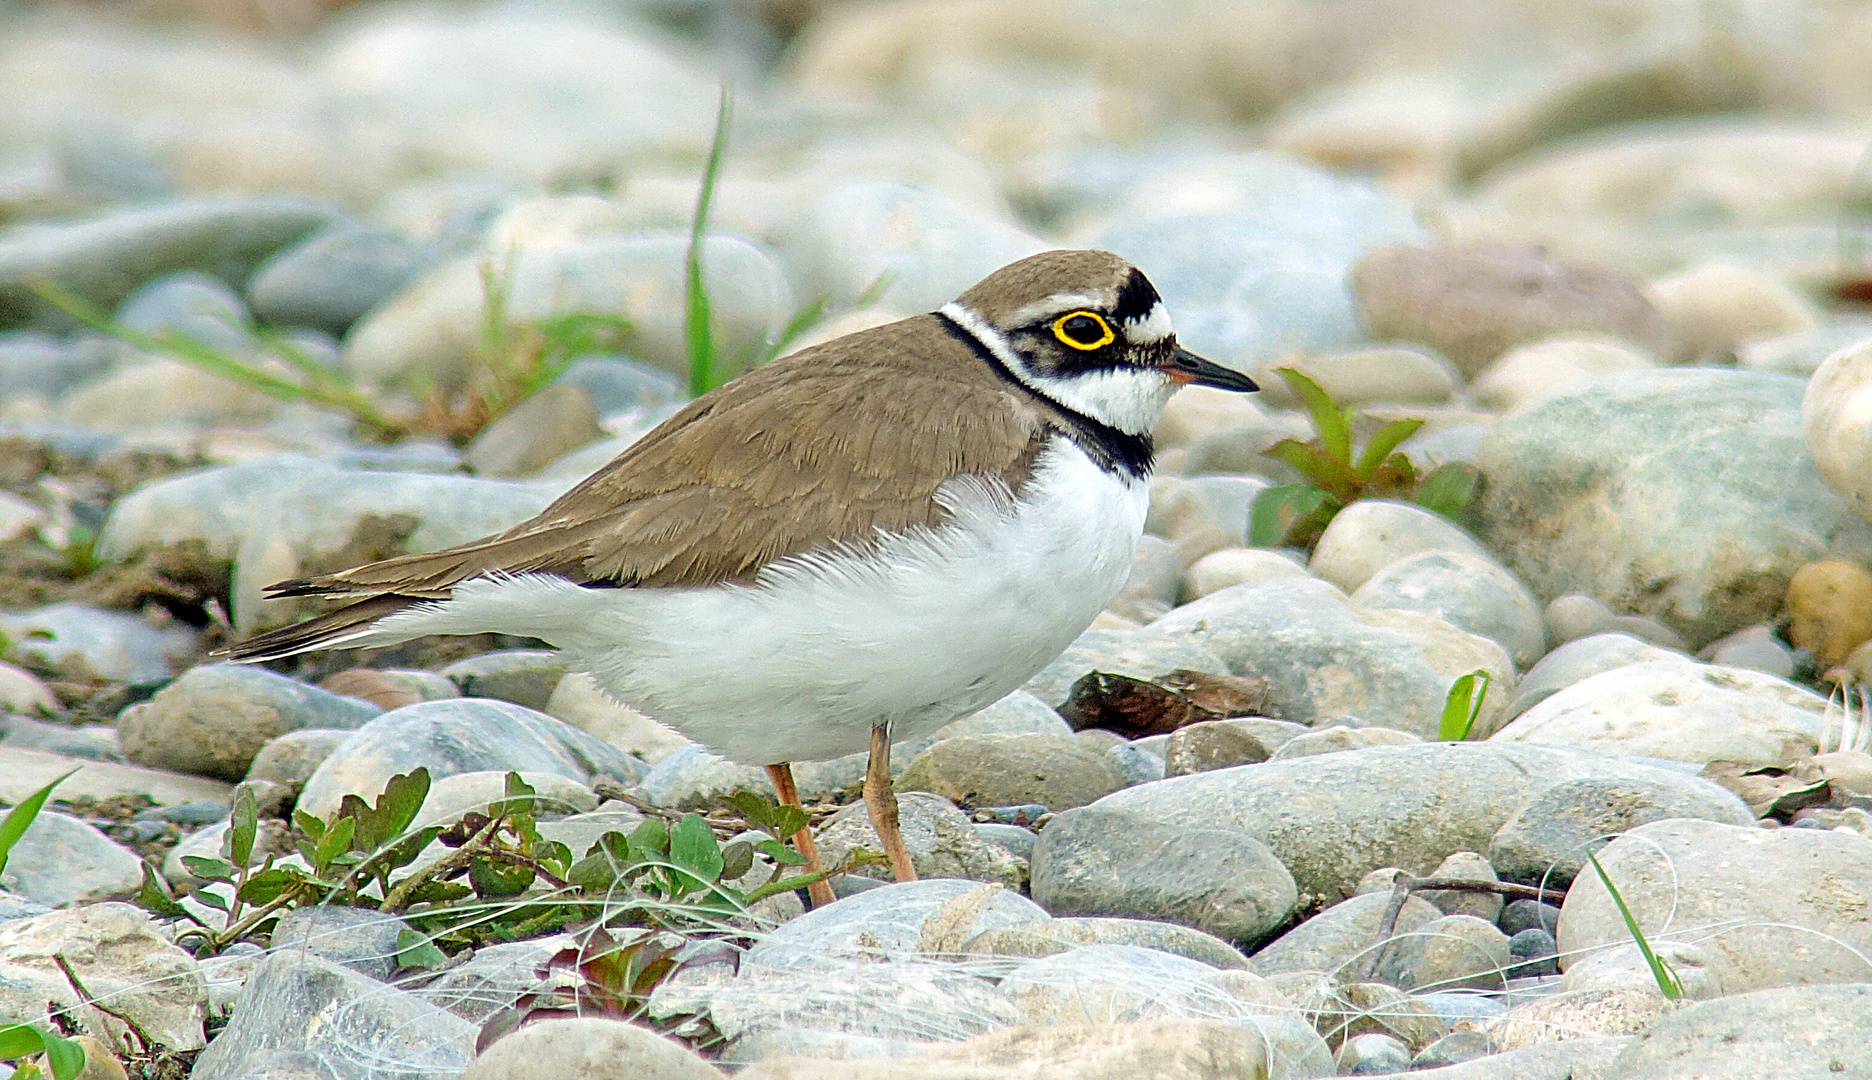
[0,1023,85,1080]
[1438,670,1491,741]
[1248,367,1479,550]
[1585,847,1683,1000]
[0,769,76,876]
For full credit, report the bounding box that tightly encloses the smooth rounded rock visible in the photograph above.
[544,671,688,763]
[1558,818,1872,994]
[0,811,142,906]
[1309,501,1492,595]
[1089,741,1746,900]
[1602,983,1872,1079]
[1266,725,1420,761]
[1162,720,1269,777]
[296,698,647,819]
[1351,549,1546,667]
[439,651,570,712]
[244,729,353,788]
[1031,806,1297,947]
[1419,851,1504,923]
[1489,775,1753,886]
[1471,336,1658,413]
[118,664,381,782]
[1182,547,1307,601]
[744,879,1049,970]
[1374,914,1511,992]
[1336,1032,1411,1074]
[1645,262,1817,362]
[464,1016,724,1080]
[899,734,1122,812]
[1491,660,1832,765]
[1248,891,1441,978]
[245,220,435,335]
[814,791,1024,888]
[961,917,1245,970]
[1784,559,1872,670]
[1251,347,1457,408]
[1143,576,1514,739]
[269,906,410,982]
[1476,368,1872,649]
[1506,632,1684,717]
[0,602,194,684]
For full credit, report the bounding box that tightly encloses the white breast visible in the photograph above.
[381,438,1147,764]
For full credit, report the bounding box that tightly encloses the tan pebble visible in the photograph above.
[1785,560,1872,669]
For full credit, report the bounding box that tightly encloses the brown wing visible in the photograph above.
[271,314,1048,600]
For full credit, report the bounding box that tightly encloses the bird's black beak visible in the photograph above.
[1165,345,1258,392]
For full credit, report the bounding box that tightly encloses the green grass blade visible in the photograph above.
[1275,367,1353,467]
[1438,670,1490,741]
[685,85,732,397]
[0,768,76,876]
[1585,848,1683,1000]
[1354,417,1425,479]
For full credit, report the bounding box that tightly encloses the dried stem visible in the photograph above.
[53,952,157,1056]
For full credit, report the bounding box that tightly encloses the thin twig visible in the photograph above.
[379,817,502,912]
[53,953,157,1056]
[1357,873,1565,980]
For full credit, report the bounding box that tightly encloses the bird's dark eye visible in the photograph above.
[1053,310,1115,351]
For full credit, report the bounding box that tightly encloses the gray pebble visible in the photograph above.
[1500,898,1560,937]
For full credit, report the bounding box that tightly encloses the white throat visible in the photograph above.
[940,301,1176,436]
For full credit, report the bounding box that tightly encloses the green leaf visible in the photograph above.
[373,768,432,845]
[375,826,442,876]
[719,839,755,881]
[1265,437,1358,498]
[192,888,229,912]
[1353,418,1425,480]
[629,818,669,861]
[755,838,808,866]
[181,855,238,883]
[236,868,303,906]
[1414,462,1480,521]
[395,928,449,971]
[669,814,724,884]
[0,1023,48,1060]
[1585,848,1683,1000]
[685,85,732,397]
[1275,367,1353,467]
[1438,670,1491,742]
[495,772,536,818]
[314,816,355,875]
[133,862,192,920]
[467,855,534,898]
[37,1029,84,1080]
[0,768,76,876]
[1248,483,1334,548]
[293,809,325,841]
[225,783,258,868]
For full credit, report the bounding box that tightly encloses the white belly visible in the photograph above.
[383,440,1147,764]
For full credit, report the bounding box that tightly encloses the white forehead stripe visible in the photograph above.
[1123,301,1173,345]
[1004,293,1105,328]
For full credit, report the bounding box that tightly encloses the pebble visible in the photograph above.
[1474,368,1872,649]
[0,746,233,807]
[744,879,1049,971]
[1182,546,1307,601]
[960,917,1245,970]
[1104,742,1166,787]
[1336,1032,1412,1074]
[814,791,1025,888]
[1250,346,1457,408]
[0,195,338,329]
[1600,983,1872,1079]
[191,951,475,1080]
[1558,818,1872,995]
[462,383,603,480]
[1142,576,1513,739]
[1247,891,1440,977]
[0,601,195,684]
[971,822,1035,862]
[1489,988,1671,1051]
[269,905,411,982]
[1266,725,1420,761]
[1783,559,1872,670]
[1490,659,1833,765]
[1506,631,1684,717]
[1350,548,1547,668]
[1348,242,1678,375]
[0,903,207,1050]
[415,769,597,827]
[1373,913,1511,992]
[1644,262,1817,361]
[899,733,1122,811]
[1418,851,1504,922]
[1308,499,1492,594]
[1508,928,1560,977]
[318,667,460,710]
[1412,1029,1496,1068]
[294,698,648,819]
[1500,899,1561,937]
[0,810,142,906]
[462,1016,724,1080]
[0,331,112,402]
[1021,628,1230,710]
[1282,979,1448,1052]
[1031,805,1298,946]
[1090,741,1745,900]
[1488,774,1752,886]
[638,741,867,810]
[552,356,686,416]
[0,714,122,761]
[1701,623,1796,679]
[244,728,354,788]
[1470,335,1658,413]
[438,650,570,711]
[244,220,437,335]
[1742,321,1872,377]
[116,662,382,782]
[1161,719,1269,776]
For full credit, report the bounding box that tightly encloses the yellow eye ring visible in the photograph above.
[1052,310,1115,351]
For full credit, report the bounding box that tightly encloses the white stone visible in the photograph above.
[1251,347,1457,407]
[1491,659,1831,765]
[1804,337,1872,527]
[1351,549,1547,668]
[1184,548,1308,601]
[1308,500,1491,594]
[1644,262,1818,361]
[1470,336,1657,413]
[0,904,207,1050]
